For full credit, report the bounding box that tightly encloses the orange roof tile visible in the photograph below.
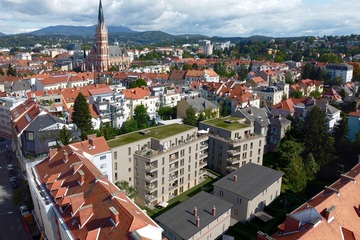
[122,87,151,100]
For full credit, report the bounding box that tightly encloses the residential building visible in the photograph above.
[0,97,25,139]
[69,135,113,182]
[298,79,324,97]
[326,63,353,83]
[263,163,360,240]
[155,191,233,240]
[213,163,283,222]
[85,0,130,72]
[185,69,219,83]
[233,106,291,151]
[107,124,209,207]
[252,86,284,107]
[177,96,219,119]
[348,112,360,140]
[27,143,163,240]
[10,99,80,169]
[199,116,265,175]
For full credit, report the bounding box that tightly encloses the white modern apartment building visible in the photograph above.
[108,124,209,207]
[199,116,265,176]
[326,63,353,83]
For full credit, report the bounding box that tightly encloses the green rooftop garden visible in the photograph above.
[202,116,248,130]
[107,124,194,148]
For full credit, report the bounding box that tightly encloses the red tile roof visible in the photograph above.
[10,99,43,136]
[122,87,151,100]
[34,142,161,240]
[271,163,360,240]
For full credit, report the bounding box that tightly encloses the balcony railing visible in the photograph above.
[145,174,157,182]
[227,157,240,164]
[145,184,157,191]
[226,166,237,173]
[199,160,207,168]
[227,149,241,156]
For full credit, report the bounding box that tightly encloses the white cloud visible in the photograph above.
[0,0,359,37]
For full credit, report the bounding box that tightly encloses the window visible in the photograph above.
[128,168,131,172]
[114,162,117,170]
[129,158,131,163]
[234,210,238,216]
[115,172,118,181]
[114,151,117,160]
[237,197,242,204]
[129,177,131,182]
[100,155,106,160]
[26,132,34,141]
[219,190,223,196]
[189,147,191,154]
[128,147,131,155]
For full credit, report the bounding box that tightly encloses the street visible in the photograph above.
[0,138,31,240]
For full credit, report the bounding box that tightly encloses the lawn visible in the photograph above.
[144,175,217,218]
[107,124,194,147]
[202,116,248,130]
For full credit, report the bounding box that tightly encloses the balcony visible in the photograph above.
[226,166,237,173]
[199,169,207,175]
[169,173,178,182]
[200,142,208,150]
[227,149,241,156]
[169,153,179,162]
[169,164,178,173]
[145,163,158,172]
[145,194,157,202]
[199,152,207,159]
[227,157,240,165]
[199,160,207,168]
[145,183,157,191]
[145,173,157,182]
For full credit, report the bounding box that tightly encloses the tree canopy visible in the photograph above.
[183,106,197,126]
[130,79,147,89]
[133,104,149,130]
[115,181,137,199]
[72,92,93,140]
[57,125,74,147]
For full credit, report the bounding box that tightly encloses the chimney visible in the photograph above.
[211,205,216,216]
[233,175,238,182]
[193,207,198,217]
[323,205,336,222]
[49,148,57,160]
[283,214,301,232]
[78,170,85,185]
[195,216,200,227]
[78,204,93,228]
[109,206,119,226]
[70,192,84,215]
[63,150,68,163]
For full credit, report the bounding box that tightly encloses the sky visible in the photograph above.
[0,0,359,37]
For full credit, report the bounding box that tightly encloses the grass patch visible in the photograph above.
[202,116,248,130]
[107,124,194,147]
[144,176,217,218]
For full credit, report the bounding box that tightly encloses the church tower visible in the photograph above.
[95,0,109,72]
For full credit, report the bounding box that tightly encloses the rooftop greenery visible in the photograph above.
[202,116,248,130]
[107,124,194,148]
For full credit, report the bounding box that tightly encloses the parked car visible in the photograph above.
[11,181,18,188]
[6,164,14,171]
[9,176,17,182]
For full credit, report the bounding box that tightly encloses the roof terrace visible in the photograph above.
[201,116,248,131]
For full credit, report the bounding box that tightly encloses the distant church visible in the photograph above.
[85,0,130,72]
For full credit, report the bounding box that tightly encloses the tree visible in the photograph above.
[115,181,137,199]
[96,123,118,140]
[237,64,248,81]
[182,63,191,70]
[72,92,93,140]
[285,156,308,192]
[0,66,4,76]
[57,125,74,147]
[309,90,321,99]
[304,153,319,181]
[133,105,149,130]
[121,118,138,134]
[332,118,349,156]
[183,106,197,126]
[158,106,176,120]
[303,106,335,165]
[278,140,304,168]
[7,64,17,76]
[130,78,147,88]
[284,71,294,85]
[108,65,119,71]
[292,90,303,98]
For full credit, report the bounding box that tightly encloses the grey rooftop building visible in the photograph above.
[213,163,284,222]
[156,191,233,240]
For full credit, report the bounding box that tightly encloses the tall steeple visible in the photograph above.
[98,0,104,26]
[95,0,109,72]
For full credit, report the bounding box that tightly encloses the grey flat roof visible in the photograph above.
[155,191,233,239]
[213,163,284,200]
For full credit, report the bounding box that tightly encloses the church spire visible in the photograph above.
[98,0,104,25]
